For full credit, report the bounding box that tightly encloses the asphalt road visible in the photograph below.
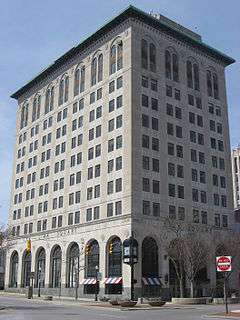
[0,295,240,320]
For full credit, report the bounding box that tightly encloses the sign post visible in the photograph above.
[216,256,232,315]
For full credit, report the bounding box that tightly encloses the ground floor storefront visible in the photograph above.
[5,219,236,299]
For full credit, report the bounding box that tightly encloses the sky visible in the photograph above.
[0,0,239,224]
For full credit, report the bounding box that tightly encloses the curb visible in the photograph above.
[203,315,240,319]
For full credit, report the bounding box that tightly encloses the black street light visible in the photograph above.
[123,236,138,301]
[38,267,41,298]
[95,265,99,302]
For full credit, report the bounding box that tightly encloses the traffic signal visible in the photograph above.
[26,239,31,253]
[109,243,113,254]
[85,244,91,255]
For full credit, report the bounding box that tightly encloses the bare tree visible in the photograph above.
[0,223,11,250]
[161,218,212,298]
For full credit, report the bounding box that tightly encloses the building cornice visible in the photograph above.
[11,5,235,100]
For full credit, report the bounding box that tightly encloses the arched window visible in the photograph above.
[149,43,156,72]
[50,245,62,288]
[110,45,116,75]
[193,64,200,91]
[117,41,123,71]
[141,39,156,72]
[67,243,79,288]
[91,57,97,86]
[110,40,123,75]
[106,237,122,294]
[165,50,179,82]
[85,240,99,278]
[74,69,80,96]
[80,66,85,93]
[207,70,213,97]
[22,251,31,287]
[32,95,41,122]
[45,86,54,114]
[142,237,158,277]
[20,102,29,129]
[74,66,85,96]
[165,50,172,79]
[141,39,148,69]
[142,237,159,297]
[35,248,46,288]
[9,251,18,288]
[213,73,219,99]
[172,53,179,82]
[187,61,200,91]
[207,70,219,99]
[58,75,69,106]
[98,54,103,82]
[84,240,99,294]
[58,78,64,106]
[187,61,193,88]
[64,76,69,102]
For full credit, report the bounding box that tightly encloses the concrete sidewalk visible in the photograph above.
[0,292,199,311]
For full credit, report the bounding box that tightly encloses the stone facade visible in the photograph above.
[6,6,234,299]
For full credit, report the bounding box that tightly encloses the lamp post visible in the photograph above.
[74,264,79,300]
[123,236,138,301]
[38,267,41,298]
[95,265,99,302]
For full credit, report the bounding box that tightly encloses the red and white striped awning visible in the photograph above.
[142,277,161,285]
[104,277,122,284]
[80,278,97,285]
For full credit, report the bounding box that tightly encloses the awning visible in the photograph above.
[142,277,161,285]
[80,278,97,285]
[104,277,122,284]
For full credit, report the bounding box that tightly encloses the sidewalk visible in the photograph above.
[0,291,198,311]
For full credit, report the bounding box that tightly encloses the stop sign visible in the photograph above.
[216,256,232,272]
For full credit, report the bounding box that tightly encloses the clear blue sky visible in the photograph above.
[0,0,239,224]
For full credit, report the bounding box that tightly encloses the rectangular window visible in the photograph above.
[193,209,199,223]
[168,184,175,197]
[142,94,148,108]
[142,178,150,192]
[109,99,114,112]
[151,98,158,111]
[151,79,158,91]
[107,203,113,217]
[94,206,100,220]
[115,201,122,215]
[116,95,122,109]
[153,203,160,217]
[143,200,150,215]
[169,205,176,219]
[142,135,149,148]
[116,156,122,171]
[86,208,92,222]
[142,76,148,88]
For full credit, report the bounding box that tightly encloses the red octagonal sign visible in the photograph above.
[216,256,232,272]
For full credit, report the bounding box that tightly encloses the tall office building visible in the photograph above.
[232,146,240,209]
[6,6,234,298]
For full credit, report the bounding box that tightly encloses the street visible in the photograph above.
[0,295,240,320]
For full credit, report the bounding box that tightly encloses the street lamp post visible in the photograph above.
[75,265,79,300]
[123,236,138,301]
[38,267,41,298]
[95,265,99,302]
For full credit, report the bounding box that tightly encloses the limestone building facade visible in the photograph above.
[6,6,235,298]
